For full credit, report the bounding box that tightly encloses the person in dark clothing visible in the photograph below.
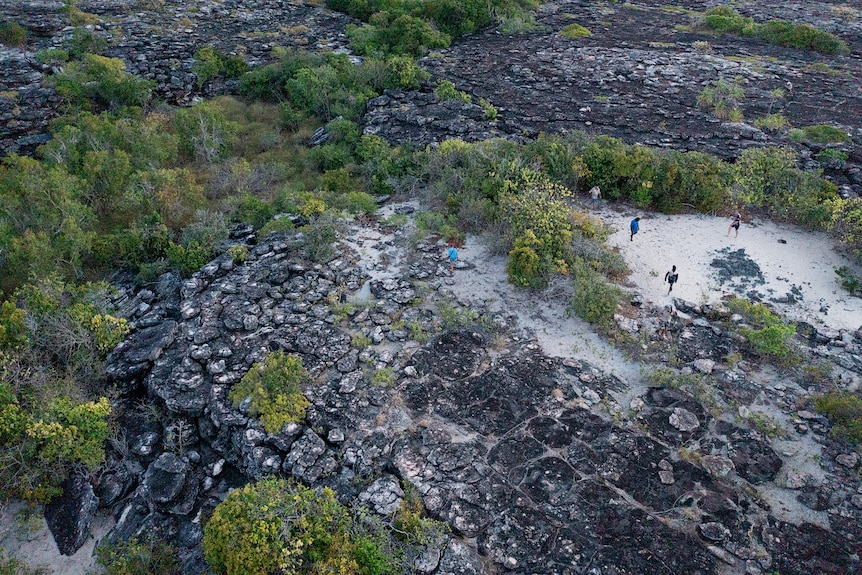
[664,265,678,294]
[630,217,640,241]
[727,211,741,237]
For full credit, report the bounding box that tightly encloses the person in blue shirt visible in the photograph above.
[447,243,458,274]
[630,217,640,241]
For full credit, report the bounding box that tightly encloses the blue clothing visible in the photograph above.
[630,219,639,234]
[448,246,458,262]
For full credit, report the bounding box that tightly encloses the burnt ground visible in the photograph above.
[419,0,862,179]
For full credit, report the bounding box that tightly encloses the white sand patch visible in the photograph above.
[0,501,114,575]
[594,203,862,331]
[443,234,647,405]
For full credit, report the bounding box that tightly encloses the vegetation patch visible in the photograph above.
[790,124,851,144]
[0,21,26,48]
[698,6,849,55]
[203,477,445,575]
[561,23,591,38]
[814,392,862,444]
[228,351,311,434]
[726,297,796,363]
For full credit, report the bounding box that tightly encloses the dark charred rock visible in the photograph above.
[144,452,189,505]
[44,473,99,556]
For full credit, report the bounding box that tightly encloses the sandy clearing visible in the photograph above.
[594,203,862,331]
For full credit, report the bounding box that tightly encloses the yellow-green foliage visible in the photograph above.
[753,113,789,131]
[831,198,862,262]
[790,124,850,144]
[435,80,471,103]
[203,477,398,575]
[726,297,796,360]
[569,257,622,327]
[228,244,249,263]
[0,302,28,350]
[561,23,591,38]
[814,392,862,444]
[87,314,129,353]
[27,396,111,469]
[500,169,574,287]
[95,536,180,575]
[229,351,311,433]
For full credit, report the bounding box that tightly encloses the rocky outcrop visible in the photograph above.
[94,215,861,574]
[44,473,99,556]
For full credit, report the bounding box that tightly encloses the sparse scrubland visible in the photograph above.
[1,1,861,574]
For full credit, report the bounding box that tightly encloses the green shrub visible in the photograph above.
[95,536,180,575]
[753,114,789,131]
[0,550,40,575]
[173,102,238,162]
[193,47,250,87]
[203,477,399,575]
[831,198,862,262]
[231,193,274,228]
[435,80,471,103]
[835,266,861,296]
[700,7,848,54]
[814,392,862,444]
[758,19,848,54]
[53,54,155,109]
[0,21,27,48]
[229,351,310,434]
[0,301,28,350]
[309,143,351,171]
[726,297,796,360]
[36,48,69,65]
[791,124,850,144]
[65,27,106,58]
[701,6,755,34]
[569,257,622,327]
[560,23,591,38]
[258,216,295,237]
[228,244,249,263]
[816,148,848,168]
[301,214,339,262]
[478,98,497,120]
[165,240,211,277]
[371,367,396,387]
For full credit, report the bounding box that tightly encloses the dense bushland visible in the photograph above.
[326,0,541,56]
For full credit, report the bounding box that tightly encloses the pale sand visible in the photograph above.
[596,203,862,331]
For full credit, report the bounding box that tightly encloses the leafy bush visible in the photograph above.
[0,301,28,350]
[790,124,850,144]
[53,54,155,109]
[173,102,238,162]
[302,214,339,262]
[753,114,789,132]
[560,23,591,38]
[0,21,27,48]
[165,240,211,277]
[229,351,310,433]
[95,536,180,575]
[569,257,622,327]
[435,80,471,103]
[831,198,862,262]
[758,19,848,54]
[228,244,249,263]
[203,477,400,575]
[65,27,106,57]
[193,46,249,87]
[814,392,862,444]
[36,48,69,65]
[699,6,848,54]
[834,266,860,296]
[726,297,796,361]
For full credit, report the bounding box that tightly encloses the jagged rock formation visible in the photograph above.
[92,215,862,574]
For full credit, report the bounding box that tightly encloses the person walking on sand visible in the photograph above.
[630,217,640,241]
[447,243,458,274]
[589,185,602,204]
[664,265,678,294]
[727,211,741,237]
